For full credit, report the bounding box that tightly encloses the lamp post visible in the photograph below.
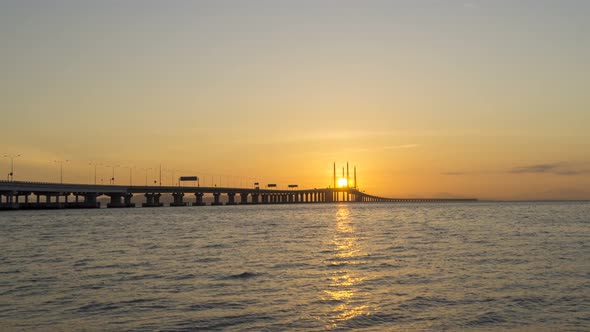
[106,165,118,184]
[3,154,21,182]
[164,168,178,186]
[54,160,69,184]
[88,162,101,185]
[141,168,151,186]
[123,166,134,186]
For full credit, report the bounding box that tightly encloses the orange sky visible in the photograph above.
[1,1,589,200]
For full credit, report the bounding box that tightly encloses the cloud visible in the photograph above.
[509,162,590,176]
[442,162,590,176]
[510,162,564,174]
[441,171,471,176]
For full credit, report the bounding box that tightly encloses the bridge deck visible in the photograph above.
[0,181,477,210]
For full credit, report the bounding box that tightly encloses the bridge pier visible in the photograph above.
[193,192,206,206]
[227,192,237,205]
[107,193,135,208]
[251,193,259,204]
[124,193,134,207]
[171,193,187,206]
[240,192,248,204]
[212,193,222,205]
[0,191,19,210]
[143,193,163,207]
[84,193,100,208]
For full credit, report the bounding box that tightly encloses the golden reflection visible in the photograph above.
[322,204,371,329]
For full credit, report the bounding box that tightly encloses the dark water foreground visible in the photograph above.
[0,202,588,331]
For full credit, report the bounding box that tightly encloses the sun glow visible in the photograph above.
[337,177,348,188]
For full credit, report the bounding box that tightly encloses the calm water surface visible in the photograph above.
[0,202,589,331]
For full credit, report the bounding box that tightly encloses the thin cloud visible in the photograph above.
[443,162,590,176]
[441,171,471,176]
[509,162,590,176]
[510,162,564,174]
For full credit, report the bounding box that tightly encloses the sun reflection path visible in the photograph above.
[322,204,372,329]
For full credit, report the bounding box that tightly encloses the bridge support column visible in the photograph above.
[143,193,163,207]
[124,193,135,207]
[171,193,186,206]
[212,193,222,205]
[193,193,205,206]
[83,193,100,208]
[251,193,259,204]
[227,193,237,205]
[240,192,248,204]
[0,191,19,210]
[107,193,133,208]
[107,194,123,208]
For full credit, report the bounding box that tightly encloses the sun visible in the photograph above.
[337,177,348,188]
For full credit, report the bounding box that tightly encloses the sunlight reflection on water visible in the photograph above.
[323,204,371,329]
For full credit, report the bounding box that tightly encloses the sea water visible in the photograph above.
[0,202,588,331]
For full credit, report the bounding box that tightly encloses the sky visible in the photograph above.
[1,0,589,200]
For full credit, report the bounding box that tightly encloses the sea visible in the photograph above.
[0,202,588,331]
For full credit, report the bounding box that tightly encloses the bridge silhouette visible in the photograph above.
[0,180,477,210]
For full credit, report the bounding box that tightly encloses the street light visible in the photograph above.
[105,165,119,184]
[162,168,179,186]
[140,167,152,186]
[3,154,21,181]
[89,162,101,185]
[122,166,134,186]
[54,160,69,184]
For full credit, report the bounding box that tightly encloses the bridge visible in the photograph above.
[0,180,477,210]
